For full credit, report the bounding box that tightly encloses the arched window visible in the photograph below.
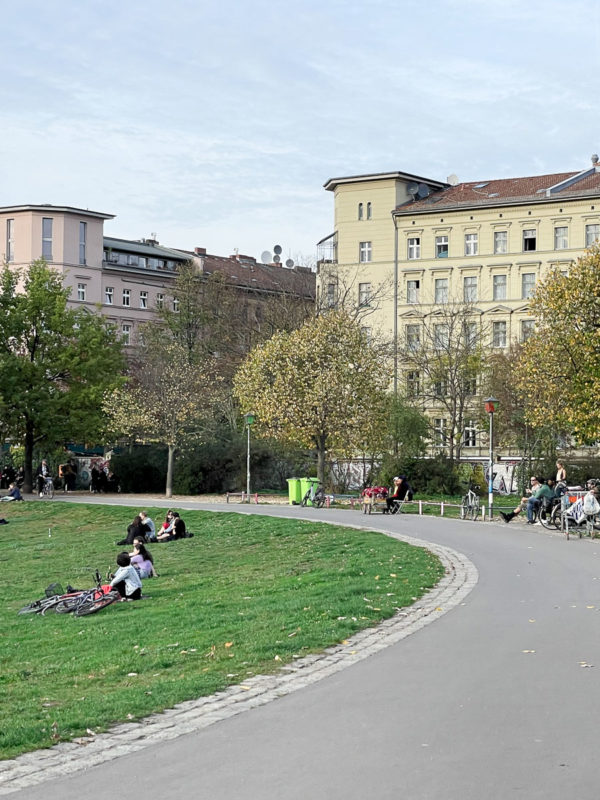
[366,202,372,219]
[358,203,363,220]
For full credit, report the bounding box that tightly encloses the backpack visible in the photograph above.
[583,492,600,516]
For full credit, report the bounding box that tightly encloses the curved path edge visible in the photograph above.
[0,525,478,795]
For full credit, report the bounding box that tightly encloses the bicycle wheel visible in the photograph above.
[460,495,469,520]
[314,489,325,509]
[18,598,47,615]
[470,497,480,520]
[300,490,311,508]
[44,482,54,499]
[74,592,119,617]
[54,594,86,614]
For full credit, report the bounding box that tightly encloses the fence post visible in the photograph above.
[481,504,486,521]
[419,500,423,515]
[241,491,245,503]
[226,493,230,503]
[254,493,258,504]
[440,501,444,516]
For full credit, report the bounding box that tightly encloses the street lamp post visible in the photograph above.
[244,412,256,501]
[484,397,499,518]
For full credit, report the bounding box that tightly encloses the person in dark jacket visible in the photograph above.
[116,515,147,546]
[385,475,413,512]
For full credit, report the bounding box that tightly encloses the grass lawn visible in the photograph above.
[0,502,443,760]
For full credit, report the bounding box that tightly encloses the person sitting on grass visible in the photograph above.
[139,510,156,541]
[116,514,147,546]
[1,482,23,502]
[157,511,188,541]
[500,476,554,525]
[109,552,142,601]
[129,538,158,578]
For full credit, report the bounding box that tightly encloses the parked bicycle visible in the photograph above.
[301,482,326,508]
[460,484,480,521]
[39,476,54,499]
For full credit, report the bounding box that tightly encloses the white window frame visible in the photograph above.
[121,324,131,345]
[105,286,114,305]
[433,323,449,349]
[79,221,87,265]
[464,233,478,256]
[521,272,536,299]
[585,224,600,247]
[359,241,372,263]
[493,274,507,301]
[494,230,507,254]
[366,202,372,220]
[463,419,477,447]
[406,370,420,397]
[407,237,421,259]
[463,275,478,302]
[405,324,421,352]
[407,279,420,303]
[434,277,448,304]
[433,418,447,446]
[358,282,372,307]
[435,235,449,258]
[122,288,131,307]
[77,283,86,302]
[156,293,164,309]
[492,321,507,348]
[42,217,53,260]
[521,319,535,342]
[554,226,568,250]
[173,297,180,313]
[523,229,537,252]
[139,291,148,309]
[463,322,477,347]
[6,219,14,263]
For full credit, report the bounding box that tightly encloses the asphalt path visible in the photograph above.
[9,500,600,799]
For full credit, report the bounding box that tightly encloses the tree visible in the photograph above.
[233,310,390,484]
[103,338,223,498]
[516,245,600,444]
[0,261,125,492]
[399,301,488,463]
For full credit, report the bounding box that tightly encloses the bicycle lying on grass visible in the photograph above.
[18,570,120,617]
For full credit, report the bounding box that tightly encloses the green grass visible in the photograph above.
[0,502,443,760]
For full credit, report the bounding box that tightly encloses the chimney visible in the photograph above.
[194,247,206,255]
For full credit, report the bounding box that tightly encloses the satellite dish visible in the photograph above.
[261,251,272,264]
[273,244,282,255]
[406,182,419,196]
[447,173,459,186]
[417,183,430,199]
[285,258,294,268]
[273,254,281,263]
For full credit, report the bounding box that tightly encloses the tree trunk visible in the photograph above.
[23,421,35,494]
[165,444,174,498]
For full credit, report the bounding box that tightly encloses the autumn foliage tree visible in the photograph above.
[516,245,600,444]
[233,311,390,484]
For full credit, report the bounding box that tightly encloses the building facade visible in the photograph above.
[318,158,600,459]
[0,204,315,348]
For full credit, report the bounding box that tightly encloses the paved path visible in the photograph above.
[4,503,600,798]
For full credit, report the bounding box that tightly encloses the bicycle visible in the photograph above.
[460,484,480,520]
[39,476,54,499]
[301,482,326,508]
[18,571,119,617]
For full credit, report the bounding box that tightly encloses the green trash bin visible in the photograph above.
[286,478,302,505]
[299,477,320,506]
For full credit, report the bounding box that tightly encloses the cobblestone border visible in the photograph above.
[0,527,478,795]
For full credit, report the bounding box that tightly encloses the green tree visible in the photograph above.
[233,310,390,484]
[0,261,125,492]
[103,339,223,498]
[516,245,600,443]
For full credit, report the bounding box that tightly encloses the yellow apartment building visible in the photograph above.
[318,157,600,462]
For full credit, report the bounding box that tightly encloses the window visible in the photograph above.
[77,283,86,301]
[521,272,536,299]
[359,241,372,262]
[105,287,114,305]
[406,370,420,397]
[433,379,447,397]
[523,229,536,251]
[173,297,180,313]
[361,326,372,343]
[366,202,372,220]
[463,275,478,302]
[494,231,507,254]
[122,288,131,307]
[405,324,421,352]
[407,237,420,259]
[464,233,478,256]
[121,324,131,345]
[358,282,371,307]
[6,219,14,262]
[585,224,600,247]
[325,283,337,308]
[79,221,87,265]
[407,279,420,303]
[139,291,148,309]
[435,278,448,303]
[463,419,477,447]
[156,293,164,309]
[493,274,507,301]
[521,319,535,342]
[435,235,448,258]
[358,203,363,220]
[127,254,139,266]
[433,418,447,446]
[554,226,568,250]
[492,321,507,348]
[463,322,477,347]
[434,323,449,349]
[42,217,53,260]
[463,375,477,395]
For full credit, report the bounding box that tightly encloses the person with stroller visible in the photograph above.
[385,476,413,513]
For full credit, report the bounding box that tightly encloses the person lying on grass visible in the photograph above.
[129,538,158,578]
[109,552,142,601]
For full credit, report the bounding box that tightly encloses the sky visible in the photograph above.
[1,0,599,265]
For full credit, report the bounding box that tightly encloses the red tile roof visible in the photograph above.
[395,170,600,214]
[201,254,315,300]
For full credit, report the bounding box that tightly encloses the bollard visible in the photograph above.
[440,502,444,516]
[419,500,423,515]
